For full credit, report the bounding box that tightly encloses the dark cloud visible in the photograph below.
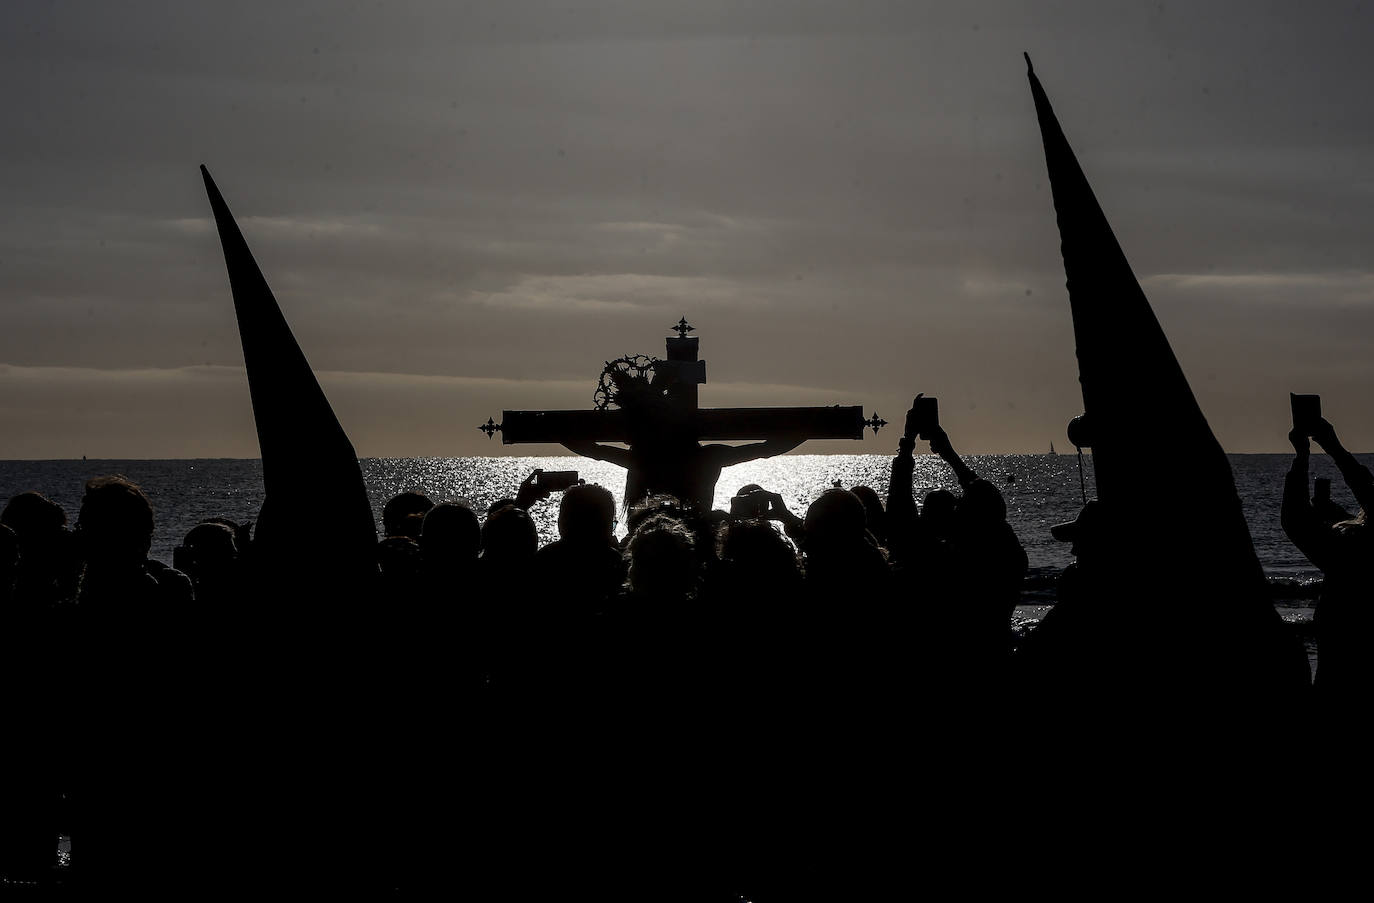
[4,1,1374,456]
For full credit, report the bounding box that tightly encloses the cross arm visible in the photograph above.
[693,406,867,441]
[497,409,630,444]
[492,405,871,445]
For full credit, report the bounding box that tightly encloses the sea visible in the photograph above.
[3,452,1363,655]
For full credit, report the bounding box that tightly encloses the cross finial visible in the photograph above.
[671,317,694,338]
[478,417,502,439]
[863,412,888,434]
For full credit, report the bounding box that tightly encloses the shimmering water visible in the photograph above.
[3,453,1364,585]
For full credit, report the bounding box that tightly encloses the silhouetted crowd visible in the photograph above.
[1,403,1370,897]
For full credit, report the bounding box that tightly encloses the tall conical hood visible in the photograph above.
[1023,57,1307,699]
[1025,55,1228,495]
[201,165,376,577]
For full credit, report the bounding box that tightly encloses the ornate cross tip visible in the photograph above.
[671,317,695,338]
[864,413,888,434]
[478,417,502,439]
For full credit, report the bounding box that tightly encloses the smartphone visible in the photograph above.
[1290,393,1321,436]
[911,395,940,440]
[730,493,771,518]
[536,470,581,492]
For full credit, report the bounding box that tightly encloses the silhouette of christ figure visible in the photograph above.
[561,367,803,511]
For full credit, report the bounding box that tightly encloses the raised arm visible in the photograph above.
[928,426,977,488]
[886,400,921,526]
[1281,427,1335,571]
[758,490,806,544]
[702,436,806,469]
[560,440,635,469]
[513,470,551,511]
[1311,418,1374,516]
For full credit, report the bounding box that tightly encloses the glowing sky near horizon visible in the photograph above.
[4,1,1374,458]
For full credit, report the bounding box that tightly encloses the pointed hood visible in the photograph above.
[1025,54,1226,495]
[201,165,376,577]
[1023,57,1307,698]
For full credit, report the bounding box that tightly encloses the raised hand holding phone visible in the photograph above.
[1290,393,1321,437]
[905,394,939,441]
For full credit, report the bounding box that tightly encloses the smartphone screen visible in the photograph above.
[1290,393,1321,435]
[913,396,939,439]
[537,470,580,491]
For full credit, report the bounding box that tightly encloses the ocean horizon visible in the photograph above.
[5,451,1363,581]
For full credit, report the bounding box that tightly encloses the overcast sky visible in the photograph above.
[3,0,1372,458]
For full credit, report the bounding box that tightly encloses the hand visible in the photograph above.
[1288,428,1310,456]
[904,397,922,441]
[515,470,552,509]
[760,491,799,523]
[1310,418,1340,451]
[927,426,952,458]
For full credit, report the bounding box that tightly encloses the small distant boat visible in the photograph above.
[1048,442,1056,456]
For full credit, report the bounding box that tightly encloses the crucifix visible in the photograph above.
[481,319,885,511]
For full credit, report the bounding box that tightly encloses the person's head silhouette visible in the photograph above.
[558,483,616,546]
[77,475,154,568]
[383,491,434,539]
[482,504,538,563]
[421,502,481,566]
[803,488,867,553]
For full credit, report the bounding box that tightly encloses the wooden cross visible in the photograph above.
[481,320,880,444]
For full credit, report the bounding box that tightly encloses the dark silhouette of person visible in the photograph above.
[615,511,704,729]
[624,513,699,603]
[376,501,481,892]
[784,486,897,751]
[420,501,481,576]
[1311,477,1354,527]
[1282,417,1373,708]
[76,476,191,611]
[416,500,485,682]
[475,502,541,689]
[376,533,423,598]
[532,482,625,616]
[851,484,888,547]
[481,502,539,567]
[620,493,687,548]
[884,400,952,574]
[0,519,62,883]
[1014,499,1114,695]
[708,516,803,610]
[797,487,890,598]
[69,475,196,889]
[0,522,15,607]
[508,482,627,707]
[921,489,958,539]
[416,501,484,679]
[926,425,1027,691]
[882,403,952,700]
[701,514,805,759]
[175,520,243,606]
[2,491,80,611]
[1,495,81,886]
[559,374,805,512]
[382,490,434,539]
